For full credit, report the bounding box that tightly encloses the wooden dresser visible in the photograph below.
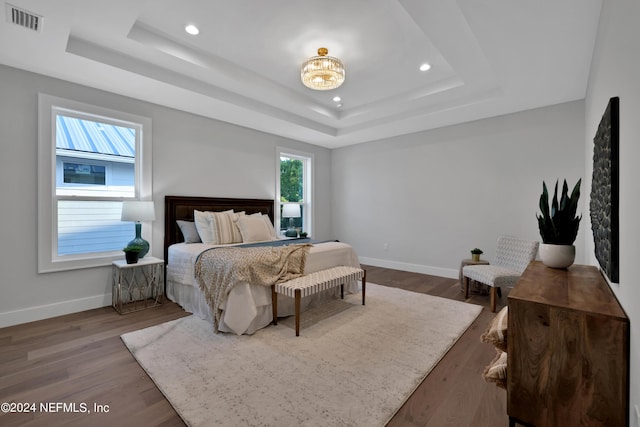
[507,261,629,427]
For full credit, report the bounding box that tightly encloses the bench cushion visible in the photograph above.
[275,266,364,298]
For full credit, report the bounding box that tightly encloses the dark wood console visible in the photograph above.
[507,261,629,427]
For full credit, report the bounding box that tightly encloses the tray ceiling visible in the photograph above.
[0,0,602,148]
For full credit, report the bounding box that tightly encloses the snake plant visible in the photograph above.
[536,179,582,245]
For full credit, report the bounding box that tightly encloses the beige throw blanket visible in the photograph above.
[195,244,311,332]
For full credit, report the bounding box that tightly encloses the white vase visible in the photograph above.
[539,243,575,269]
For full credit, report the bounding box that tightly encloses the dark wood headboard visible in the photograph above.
[164,195,275,263]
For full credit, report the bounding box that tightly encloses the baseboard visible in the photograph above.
[358,257,458,279]
[0,259,458,328]
[0,293,112,328]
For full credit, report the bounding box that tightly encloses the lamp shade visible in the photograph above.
[121,200,156,222]
[282,203,301,218]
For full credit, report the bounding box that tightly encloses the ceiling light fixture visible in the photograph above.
[301,47,345,91]
[419,63,431,71]
[185,24,199,35]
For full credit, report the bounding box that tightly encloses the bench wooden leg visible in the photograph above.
[278,268,366,336]
[464,276,470,299]
[271,285,278,325]
[362,269,366,305]
[295,288,301,337]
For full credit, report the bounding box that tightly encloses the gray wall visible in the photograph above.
[585,0,640,420]
[331,101,586,277]
[0,64,332,327]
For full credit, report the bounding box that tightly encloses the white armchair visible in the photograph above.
[462,236,539,312]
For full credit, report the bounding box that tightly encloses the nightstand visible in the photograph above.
[112,256,164,314]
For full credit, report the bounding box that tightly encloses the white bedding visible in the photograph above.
[166,241,361,335]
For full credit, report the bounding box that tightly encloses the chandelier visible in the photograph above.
[301,47,345,91]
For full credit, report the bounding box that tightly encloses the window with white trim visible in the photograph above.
[38,94,152,272]
[276,149,313,237]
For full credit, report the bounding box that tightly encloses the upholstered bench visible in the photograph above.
[271,266,366,336]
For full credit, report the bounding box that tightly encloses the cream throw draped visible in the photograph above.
[195,244,311,332]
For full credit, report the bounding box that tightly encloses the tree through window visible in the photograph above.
[278,150,312,237]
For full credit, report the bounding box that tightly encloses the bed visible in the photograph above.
[164,196,361,335]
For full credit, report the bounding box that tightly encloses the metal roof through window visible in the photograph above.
[56,115,135,158]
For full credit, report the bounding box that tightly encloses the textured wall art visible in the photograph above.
[590,96,619,283]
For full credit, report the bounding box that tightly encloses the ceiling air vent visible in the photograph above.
[6,3,42,32]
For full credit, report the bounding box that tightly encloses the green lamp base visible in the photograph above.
[128,223,150,258]
[284,228,298,237]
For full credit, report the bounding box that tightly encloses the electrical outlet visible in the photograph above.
[634,404,639,427]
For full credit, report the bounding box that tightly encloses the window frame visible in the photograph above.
[276,148,313,237]
[38,94,152,272]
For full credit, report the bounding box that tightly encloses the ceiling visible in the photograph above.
[0,0,602,149]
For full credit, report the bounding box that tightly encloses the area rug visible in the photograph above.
[121,283,481,427]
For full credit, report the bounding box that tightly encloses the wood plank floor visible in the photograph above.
[0,266,509,427]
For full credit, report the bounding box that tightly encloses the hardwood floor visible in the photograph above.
[0,266,508,427]
[365,265,509,427]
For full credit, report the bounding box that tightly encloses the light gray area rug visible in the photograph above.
[121,283,482,427]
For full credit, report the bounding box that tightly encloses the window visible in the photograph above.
[63,162,106,185]
[276,149,313,237]
[38,94,152,272]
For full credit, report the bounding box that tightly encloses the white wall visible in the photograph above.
[331,101,586,278]
[585,0,640,421]
[0,64,332,327]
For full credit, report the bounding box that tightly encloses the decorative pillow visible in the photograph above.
[236,215,275,243]
[249,212,277,240]
[176,220,201,243]
[482,349,507,389]
[194,209,235,244]
[209,210,244,244]
[194,210,216,244]
[481,306,508,352]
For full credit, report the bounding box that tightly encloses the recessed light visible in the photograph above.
[185,24,199,35]
[333,96,341,102]
[336,103,343,108]
[419,63,431,71]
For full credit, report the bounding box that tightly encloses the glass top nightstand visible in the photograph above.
[112,256,164,314]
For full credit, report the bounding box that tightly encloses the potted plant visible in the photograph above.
[536,178,581,268]
[470,248,483,262]
[123,243,143,264]
[299,232,308,238]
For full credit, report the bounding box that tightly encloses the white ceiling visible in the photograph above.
[0,0,602,148]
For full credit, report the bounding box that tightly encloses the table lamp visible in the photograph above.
[121,200,155,258]
[282,203,301,237]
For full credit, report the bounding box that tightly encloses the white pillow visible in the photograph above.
[194,209,236,245]
[194,210,216,244]
[248,212,277,240]
[260,214,278,240]
[237,215,276,243]
[210,210,244,244]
